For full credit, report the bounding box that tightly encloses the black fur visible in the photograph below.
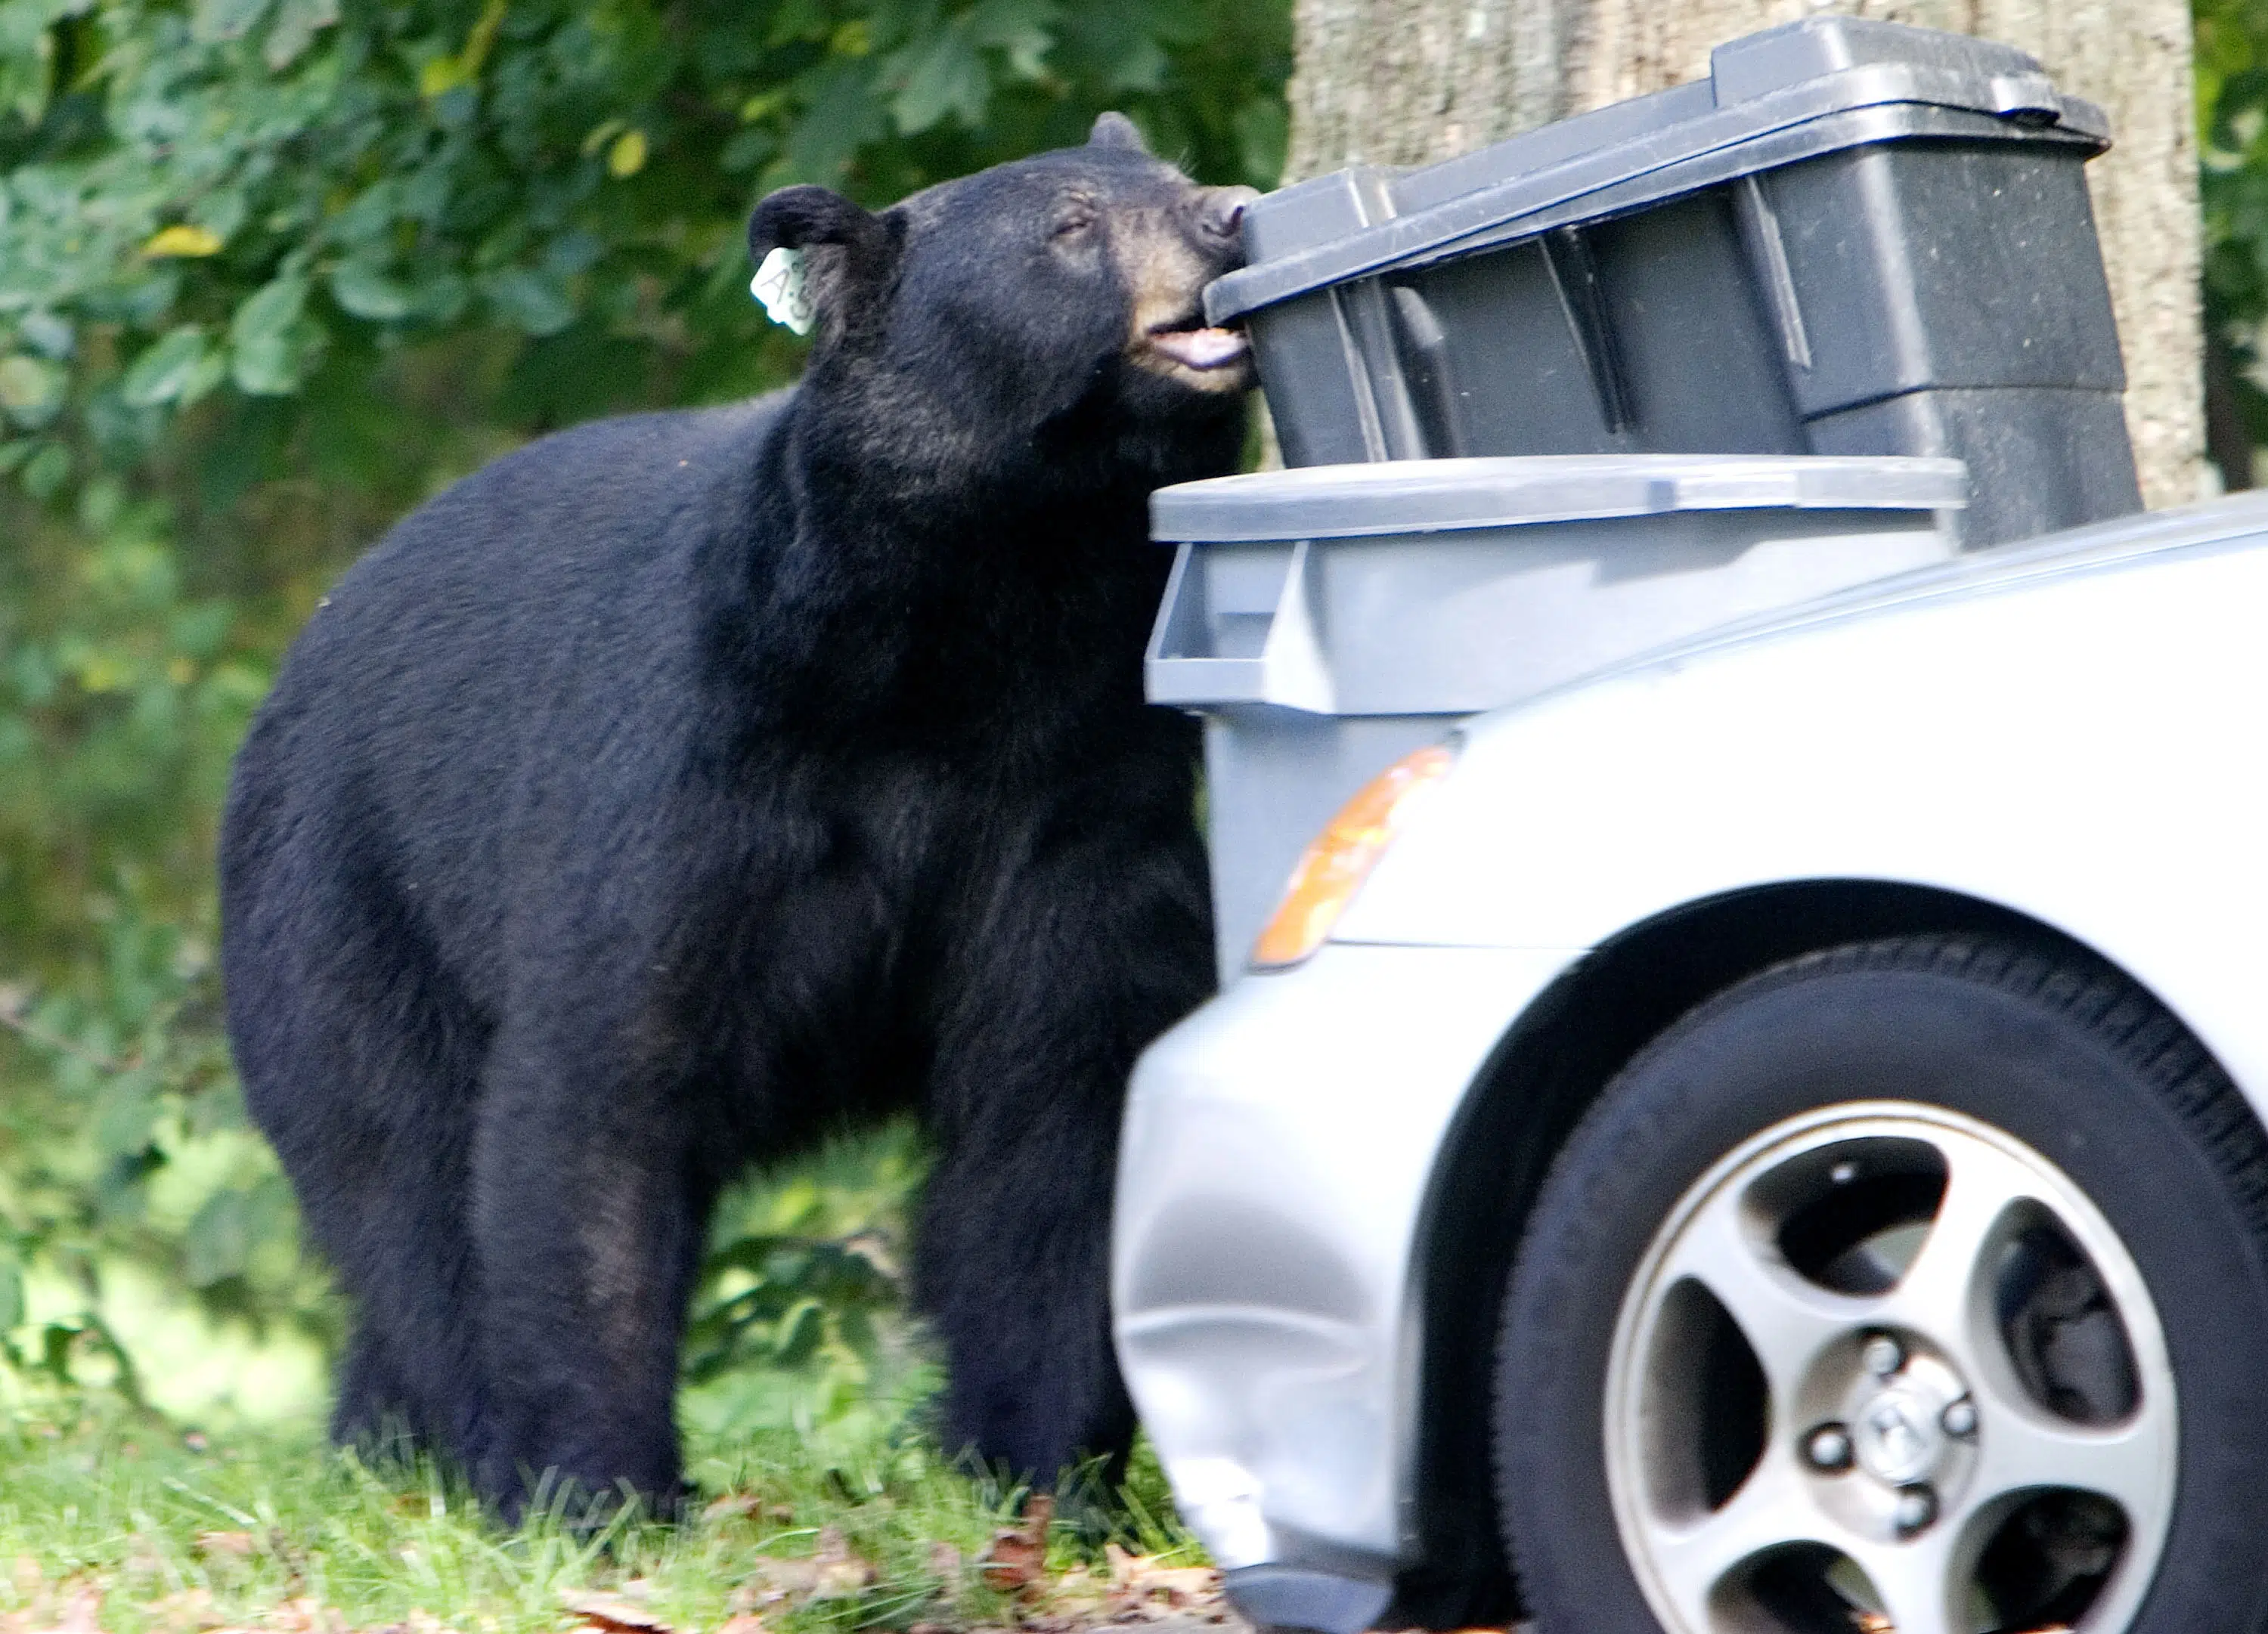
[218,119,1251,1517]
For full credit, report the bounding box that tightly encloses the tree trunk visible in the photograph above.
[1283,0,2204,509]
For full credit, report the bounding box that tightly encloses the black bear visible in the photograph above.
[218,113,1254,1516]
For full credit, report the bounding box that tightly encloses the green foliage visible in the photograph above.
[0,0,1289,1413]
[682,1124,931,1450]
[2198,0,2268,458]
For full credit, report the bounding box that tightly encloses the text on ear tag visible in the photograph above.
[751,247,815,336]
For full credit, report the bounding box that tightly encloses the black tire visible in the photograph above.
[1493,935,2268,1634]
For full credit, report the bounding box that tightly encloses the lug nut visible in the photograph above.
[1893,1485,1938,1534]
[1804,1423,1854,1472]
[1941,1397,1978,1438]
[1861,1332,1904,1378]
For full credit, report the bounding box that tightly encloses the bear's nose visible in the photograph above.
[1197,186,1260,250]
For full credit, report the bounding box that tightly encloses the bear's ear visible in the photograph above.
[748,186,901,336]
[748,185,887,264]
[1088,111,1148,153]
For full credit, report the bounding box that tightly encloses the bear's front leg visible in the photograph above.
[467,1023,715,1521]
[916,816,1213,1488]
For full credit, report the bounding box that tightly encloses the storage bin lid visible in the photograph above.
[1207,16,2106,326]
[1151,455,1968,543]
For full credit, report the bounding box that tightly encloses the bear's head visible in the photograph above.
[748,114,1258,493]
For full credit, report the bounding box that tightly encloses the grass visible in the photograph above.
[0,1125,1211,1634]
[0,1396,1206,1634]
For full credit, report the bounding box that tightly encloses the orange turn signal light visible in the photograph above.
[1249,744,1456,971]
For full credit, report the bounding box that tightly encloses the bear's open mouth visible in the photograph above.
[1145,315,1250,372]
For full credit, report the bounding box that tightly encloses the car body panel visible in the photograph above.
[1337,501,2268,1095]
[1115,494,2268,1584]
[1115,942,1566,1571]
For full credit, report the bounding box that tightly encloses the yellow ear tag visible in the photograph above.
[751,247,815,336]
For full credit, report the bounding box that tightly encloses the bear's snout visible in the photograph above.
[1120,184,1259,391]
[1194,186,1259,262]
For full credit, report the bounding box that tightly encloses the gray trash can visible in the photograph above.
[1147,454,1969,980]
[1210,17,2131,550]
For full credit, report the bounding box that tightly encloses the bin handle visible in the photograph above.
[1143,540,1339,714]
[1988,72,2060,124]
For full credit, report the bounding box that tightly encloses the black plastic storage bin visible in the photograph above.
[1209,17,2139,548]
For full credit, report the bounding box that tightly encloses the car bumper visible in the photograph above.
[1113,940,1572,1580]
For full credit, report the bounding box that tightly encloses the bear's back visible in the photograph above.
[223,393,792,996]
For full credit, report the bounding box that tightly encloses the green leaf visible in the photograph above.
[229,275,324,395]
[0,0,59,125]
[481,268,576,338]
[890,28,988,134]
[783,60,889,182]
[120,326,215,408]
[967,0,1058,81]
[1234,96,1289,188]
[0,354,65,429]
[329,258,414,321]
[20,440,68,497]
[0,1259,20,1335]
[262,0,337,70]
[91,1072,160,1162]
[192,0,274,45]
[17,311,74,361]
[184,1188,254,1286]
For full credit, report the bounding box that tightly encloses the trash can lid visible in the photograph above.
[1149,455,1968,543]
[1208,15,2107,326]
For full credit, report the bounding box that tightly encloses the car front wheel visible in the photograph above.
[1493,936,2268,1634]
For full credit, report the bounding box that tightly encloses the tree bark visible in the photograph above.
[1284,0,2205,508]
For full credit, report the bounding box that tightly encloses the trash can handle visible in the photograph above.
[1988,71,2062,125]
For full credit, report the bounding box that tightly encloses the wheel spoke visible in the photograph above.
[1641,1453,1827,1629]
[1848,1531,1969,1634]
[1960,1382,2174,1522]
[1878,1140,2030,1364]
[1656,1182,1857,1411]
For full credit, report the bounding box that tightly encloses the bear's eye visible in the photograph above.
[1053,206,1098,240]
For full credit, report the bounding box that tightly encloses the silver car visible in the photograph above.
[1114,494,2268,1634]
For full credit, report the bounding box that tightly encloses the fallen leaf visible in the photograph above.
[555,1593,671,1634]
[1133,1567,1217,1604]
[145,1589,221,1633]
[43,1586,100,1634]
[702,1494,759,1523]
[194,1533,256,1561]
[739,1561,814,1605]
[1095,1548,1225,1620]
[809,1528,875,1599]
[266,1600,341,1634]
[977,1495,1053,1595]
[927,1542,962,1589]
[1040,1565,1111,1618]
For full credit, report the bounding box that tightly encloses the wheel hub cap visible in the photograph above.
[1854,1385,1941,1486]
